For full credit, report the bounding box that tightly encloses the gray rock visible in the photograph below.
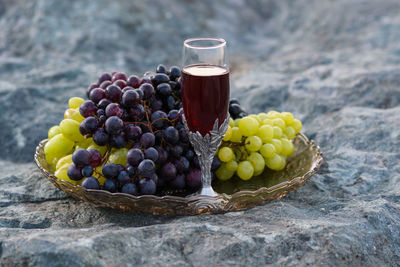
[1,0,400,266]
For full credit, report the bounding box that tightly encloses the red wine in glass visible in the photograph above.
[181,64,230,136]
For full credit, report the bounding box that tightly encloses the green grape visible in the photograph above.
[60,119,84,142]
[55,164,80,185]
[284,126,296,140]
[265,154,286,170]
[281,139,294,156]
[238,117,259,136]
[68,97,85,109]
[260,143,276,158]
[257,112,268,122]
[93,166,106,185]
[216,164,235,181]
[262,119,273,126]
[272,118,286,129]
[292,119,302,133]
[64,108,84,123]
[281,112,294,125]
[257,125,273,143]
[88,144,107,156]
[249,114,261,123]
[108,148,128,166]
[75,137,94,150]
[266,111,281,120]
[234,118,241,127]
[273,126,283,138]
[44,133,74,160]
[247,152,265,176]
[218,147,234,162]
[245,136,262,152]
[271,139,282,154]
[229,117,235,127]
[56,154,72,170]
[230,127,243,143]
[223,126,233,141]
[226,160,238,172]
[48,126,61,139]
[237,161,254,180]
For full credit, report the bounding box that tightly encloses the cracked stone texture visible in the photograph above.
[1,0,400,266]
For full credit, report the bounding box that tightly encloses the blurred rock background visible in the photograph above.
[1,0,400,266]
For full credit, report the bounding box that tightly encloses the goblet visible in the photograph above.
[181,38,230,196]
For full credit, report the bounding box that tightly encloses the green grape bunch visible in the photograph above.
[215,111,302,181]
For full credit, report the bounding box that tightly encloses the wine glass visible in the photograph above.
[181,38,230,196]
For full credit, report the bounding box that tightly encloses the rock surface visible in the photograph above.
[1,0,400,266]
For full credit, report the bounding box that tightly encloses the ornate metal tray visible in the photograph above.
[34,133,322,215]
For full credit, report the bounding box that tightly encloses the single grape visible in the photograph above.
[169,81,177,90]
[98,99,111,110]
[79,100,98,118]
[122,90,139,107]
[271,139,282,154]
[140,83,155,100]
[118,171,130,185]
[134,88,144,100]
[81,166,94,177]
[139,178,156,195]
[257,125,274,143]
[238,117,259,136]
[72,149,90,167]
[229,98,240,106]
[48,126,61,139]
[56,154,72,170]
[169,174,186,189]
[245,136,262,152]
[284,126,296,140]
[86,83,98,98]
[60,119,84,142]
[64,108,85,123]
[87,149,102,166]
[102,163,119,179]
[174,156,190,173]
[82,177,100,189]
[166,95,175,110]
[169,66,181,80]
[280,139,294,156]
[193,156,200,168]
[291,119,302,133]
[68,97,85,109]
[105,103,123,118]
[150,99,163,111]
[151,73,169,86]
[127,165,136,177]
[144,147,159,162]
[226,160,238,172]
[89,88,106,104]
[129,104,145,121]
[138,159,155,178]
[272,118,286,129]
[93,128,109,146]
[155,146,168,164]
[229,104,242,117]
[210,156,221,171]
[124,124,142,141]
[99,80,112,89]
[127,75,141,88]
[178,128,189,143]
[260,143,276,159]
[79,117,98,135]
[151,110,167,129]
[98,72,112,84]
[156,64,167,74]
[160,162,177,181]
[113,79,127,89]
[218,147,234,162]
[140,132,155,148]
[105,85,122,102]
[273,126,283,138]
[230,127,243,142]
[223,126,232,141]
[67,163,83,181]
[44,134,74,160]
[111,72,127,82]
[216,165,234,181]
[105,116,123,135]
[127,148,144,166]
[121,183,138,195]
[265,154,286,171]
[157,83,172,96]
[248,152,265,176]
[167,109,179,120]
[164,126,179,144]
[186,169,201,188]
[237,161,254,180]
[103,179,117,193]
[55,165,79,185]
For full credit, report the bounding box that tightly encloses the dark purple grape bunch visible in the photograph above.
[228,98,248,119]
[67,148,102,189]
